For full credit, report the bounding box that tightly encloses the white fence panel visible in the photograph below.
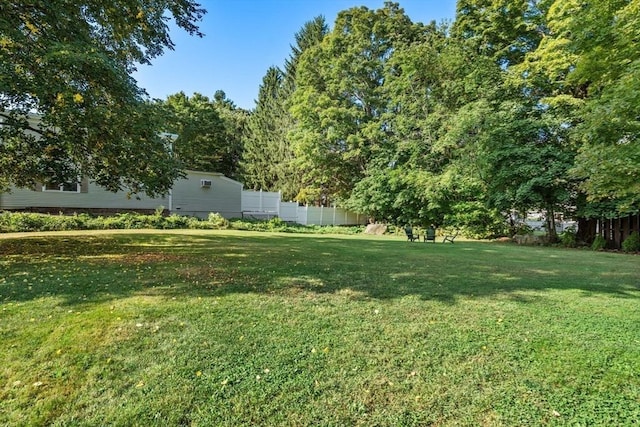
[296,205,308,225]
[241,190,366,226]
[279,202,298,222]
[241,190,280,214]
[305,206,324,225]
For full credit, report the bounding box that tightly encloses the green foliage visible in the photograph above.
[228,217,363,235]
[241,67,295,196]
[452,0,545,67]
[0,211,368,235]
[159,91,246,178]
[516,0,640,210]
[444,201,509,239]
[513,223,534,236]
[0,0,205,195]
[560,226,577,248]
[622,231,640,253]
[591,235,607,251]
[241,17,327,201]
[206,212,229,228]
[290,3,419,204]
[0,211,98,232]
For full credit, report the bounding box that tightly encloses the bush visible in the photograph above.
[514,223,534,236]
[162,214,191,229]
[205,212,229,229]
[591,235,606,251]
[560,227,577,248]
[622,231,640,253]
[0,211,362,235]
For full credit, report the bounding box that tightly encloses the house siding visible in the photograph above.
[0,181,167,211]
[0,171,243,218]
[171,171,242,219]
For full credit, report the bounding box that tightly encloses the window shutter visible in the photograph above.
[34,182,43,192]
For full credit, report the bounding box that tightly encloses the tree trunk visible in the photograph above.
[546,207,558,243]
[576,217,596,244]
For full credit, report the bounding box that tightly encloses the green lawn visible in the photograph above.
[1,230,639,426]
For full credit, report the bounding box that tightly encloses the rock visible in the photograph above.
[364,223,388,235]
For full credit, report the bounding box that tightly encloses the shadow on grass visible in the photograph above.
[1,231,639,307]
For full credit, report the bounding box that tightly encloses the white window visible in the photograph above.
[43,181,80,193]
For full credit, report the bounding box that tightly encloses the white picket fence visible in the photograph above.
[241,190,366,226]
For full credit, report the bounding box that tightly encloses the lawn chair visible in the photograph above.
[443,230,459,243]
[404,226,419,242]
[423,227,436,243]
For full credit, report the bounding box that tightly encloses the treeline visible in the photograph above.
[160,1,640,240]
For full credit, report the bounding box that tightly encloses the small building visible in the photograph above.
[0,170,243,219]
[171,171,242,219]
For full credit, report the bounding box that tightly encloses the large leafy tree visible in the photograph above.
[452,0,546,67]
[479,101,576,240]
[445,0,583,239]
[290,2,417,205]
[0,0,205,196]
[348,24,463,225]
[516,0,640,212]
[161,92,220,173]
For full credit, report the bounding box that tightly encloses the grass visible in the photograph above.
[1,230,639,426]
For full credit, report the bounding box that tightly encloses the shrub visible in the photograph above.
[205,212,229,229]
[0,211,362,235]
[162,214,191,229]
[514,223,534,235]
[560,227,577,248]
[591,235,606,251]
[622,231,640,253]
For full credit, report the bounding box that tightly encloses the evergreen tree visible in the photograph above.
[242,16,328,201]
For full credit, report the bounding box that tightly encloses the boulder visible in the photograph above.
[364,223,387,235]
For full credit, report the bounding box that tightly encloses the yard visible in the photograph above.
[1,230,639,425]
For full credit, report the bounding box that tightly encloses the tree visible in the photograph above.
[452,0,546,67]
[242,67,292,194]
[242,16,328,201]
[159,90,246,179]
[480,101,576,241]
[211,90,248,181]
[290,2,417,205]
[445,0,583,240]
[516,0,640,212]
[0,0,205,196]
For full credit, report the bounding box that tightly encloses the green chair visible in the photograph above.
[423,227,436,243]
[404,226,419,242]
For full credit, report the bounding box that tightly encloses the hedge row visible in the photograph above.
[0,211,229,233]
[0,211,364,235]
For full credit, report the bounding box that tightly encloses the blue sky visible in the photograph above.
[132,0,457,110]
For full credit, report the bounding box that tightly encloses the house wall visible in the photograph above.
[0,180,167,212]
[0,171,243,219]
[170,171,242,219]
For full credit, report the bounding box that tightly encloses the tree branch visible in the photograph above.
[0,112,45,136]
